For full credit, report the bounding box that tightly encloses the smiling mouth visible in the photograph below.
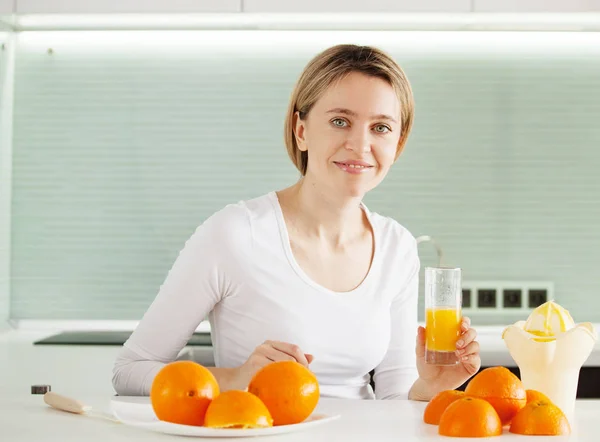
[333,162,374,169]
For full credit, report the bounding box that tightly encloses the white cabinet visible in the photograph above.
[16,0,242,14]
[0,0,13,14]
[12,0,600,15]
[474,0,600,12]
[243,0,471,13]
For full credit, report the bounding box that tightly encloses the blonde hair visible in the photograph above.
[284,44,415,176]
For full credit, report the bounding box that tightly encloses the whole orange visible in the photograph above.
[150,360,220,426]
[464,366,526,425]
[247,361,319,426]
[526,389,551,404]
[439,397,503,437]
[509,400,571,436]
[423,390,465,425]
[204,390,273,429]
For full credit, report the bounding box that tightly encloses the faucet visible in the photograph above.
[416,235,444,267]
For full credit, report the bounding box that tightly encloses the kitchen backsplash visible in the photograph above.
[6,30,600,323]
[0,32,11,328]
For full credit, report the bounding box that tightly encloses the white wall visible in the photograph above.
[0,32,14,329]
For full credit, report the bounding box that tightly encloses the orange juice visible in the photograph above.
[425,307,462,365]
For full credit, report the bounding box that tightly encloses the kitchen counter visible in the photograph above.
[2,327,600,441]
[4,394,600,441]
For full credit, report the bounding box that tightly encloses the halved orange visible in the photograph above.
[204,390,273,429]
[423,390,465,425]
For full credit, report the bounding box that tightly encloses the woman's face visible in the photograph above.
[294,71,402,199]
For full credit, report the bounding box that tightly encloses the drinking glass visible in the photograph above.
[424,267,462,365]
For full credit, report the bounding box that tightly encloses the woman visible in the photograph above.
[112,44,480,401]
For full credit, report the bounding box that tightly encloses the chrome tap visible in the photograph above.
[416,235,444,267]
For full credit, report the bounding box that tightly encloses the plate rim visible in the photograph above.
[110,395,341,437]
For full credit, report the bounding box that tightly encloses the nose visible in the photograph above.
[345,125,371,154]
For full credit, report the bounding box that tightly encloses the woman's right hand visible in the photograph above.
[233,340,314,389]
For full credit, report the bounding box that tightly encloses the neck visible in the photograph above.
[278,176,366,246]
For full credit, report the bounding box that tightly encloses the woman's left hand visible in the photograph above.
[415,316,481,398]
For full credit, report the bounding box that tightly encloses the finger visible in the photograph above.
[269,341,310,366]
[456,341,480,357]
[456,328,477,349]
[459,354,481,376]
[415,326,426,358]
[305,354,314,364]
[258,344,296,363]
[460,316,471,332]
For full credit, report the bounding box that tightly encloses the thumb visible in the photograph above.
[305,354,314,364]
[415,326,426,359]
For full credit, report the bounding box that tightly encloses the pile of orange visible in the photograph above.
[149,360,319,429]
[423,366,571,438]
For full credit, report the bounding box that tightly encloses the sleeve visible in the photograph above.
[372,240,420,400]
[111,204,249,396]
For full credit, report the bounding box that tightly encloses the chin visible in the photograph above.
[340,184,369,199]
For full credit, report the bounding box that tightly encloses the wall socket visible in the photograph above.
[461,281,553,315]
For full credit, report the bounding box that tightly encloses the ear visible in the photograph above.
[293,111,308,152]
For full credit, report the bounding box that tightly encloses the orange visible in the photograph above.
[526,389,551,404]
[204,390,273,429]
[423,390,465,425]
[509,400,571,436]
[247,360,319,426]
[439,397,503,438]
[150,361,220,426]
[464,366,526,425]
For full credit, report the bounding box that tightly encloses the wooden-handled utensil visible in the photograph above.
[42,391,120,423]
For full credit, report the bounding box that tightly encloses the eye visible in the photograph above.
[331,118,348,128]
[374,124,391,134]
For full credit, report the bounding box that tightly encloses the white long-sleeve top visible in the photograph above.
[112,191,420,400]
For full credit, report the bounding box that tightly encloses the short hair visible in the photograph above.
[284,44,415,175]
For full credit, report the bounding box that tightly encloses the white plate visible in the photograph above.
[110,396,341,438]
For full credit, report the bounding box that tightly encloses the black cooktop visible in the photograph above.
[33,331,212,346]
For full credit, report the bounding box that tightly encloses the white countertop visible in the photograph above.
[5,394,600,441]
[2,327,600,441]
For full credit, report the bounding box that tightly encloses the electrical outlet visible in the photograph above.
[478,289,497,308]
[503,289,523,308]
[529,289,548,308]
[461,281,554,315]
[462,289,471,308]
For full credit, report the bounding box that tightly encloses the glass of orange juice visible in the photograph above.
[424,266,462,365]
